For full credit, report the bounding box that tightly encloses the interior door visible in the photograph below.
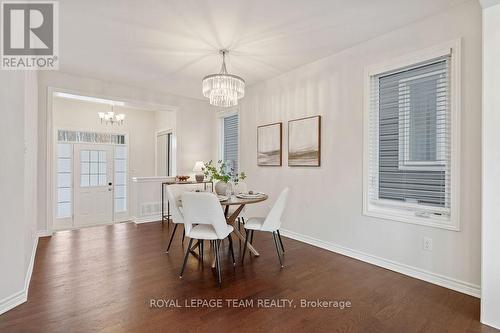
[73,144,114,227]
[156,132,171,176]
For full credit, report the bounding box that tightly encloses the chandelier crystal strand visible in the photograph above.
[202,50,245,107]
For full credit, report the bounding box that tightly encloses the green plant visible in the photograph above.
[202,160,246,183]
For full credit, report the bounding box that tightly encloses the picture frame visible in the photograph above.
[257,122,282,166]
[288,115,321,167]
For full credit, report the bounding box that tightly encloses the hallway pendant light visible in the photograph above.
[202,49,245,107]
[98,105,125,125]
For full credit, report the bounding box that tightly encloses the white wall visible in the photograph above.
[0,71,38,314]
[37,71,215,232]
[239,0,481,294]
[481,1,500,329]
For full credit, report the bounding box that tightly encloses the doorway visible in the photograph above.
[54,131,128,230]
[156,130,173,177]
[48,89,178,232]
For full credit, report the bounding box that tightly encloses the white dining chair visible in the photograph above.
[242,188,289,268]
[180,192,235,286]
[165,185,186,253]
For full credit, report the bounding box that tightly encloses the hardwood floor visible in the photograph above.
[0,222,496,333]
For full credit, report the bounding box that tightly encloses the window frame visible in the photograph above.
[217,107,240,172]
[363,39,461,231]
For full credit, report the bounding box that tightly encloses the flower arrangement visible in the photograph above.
[202,160,246,183]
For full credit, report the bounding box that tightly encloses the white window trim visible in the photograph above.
[363,39,461,231]
[217,107,240,168]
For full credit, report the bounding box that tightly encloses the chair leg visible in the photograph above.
[215,240,222,287]
[182,227,185,243]
[250,230,255,245]
[165,224,178,253]
[200,240,204,264]
[272,232,284,268]
[277,229,285,253]
[241,229,250,264]
[228,235,236,266]
[180,238,194,278]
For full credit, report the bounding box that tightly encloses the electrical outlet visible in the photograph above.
[423,237,433,251]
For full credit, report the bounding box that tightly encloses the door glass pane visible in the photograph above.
[115,172,126,185]
[90,175,98,187]
[115,198,126,213]
[90,162,98,174]
[81,150,90,162]
[115,146,127,159]
[114,145,127,214]
[57,143,73,219]
[115,159,126,172]
[58,159,71,172]
[99,150,106,161]
[58,188,71,202]
[98,174,107,186]
[81,149,108,187]
[57,202,72,218]
[81,174,90,187]
[115,185,126,198]
[58,173,71,188]
[57,143,72,158]
[98,162,107,174]
[81,162,90,174]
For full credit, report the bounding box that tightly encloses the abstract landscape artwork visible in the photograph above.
[257,122,282,166]
[288,115,321,166]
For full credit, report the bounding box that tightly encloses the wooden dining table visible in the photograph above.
[188,193,268,265]
[221,194,268,256]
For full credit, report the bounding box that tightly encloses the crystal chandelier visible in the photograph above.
[98,105,125,125]
[202,49,245,107]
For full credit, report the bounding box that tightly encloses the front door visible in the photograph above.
[73,144,114,227]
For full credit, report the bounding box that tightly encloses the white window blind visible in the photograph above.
[222,114,239,173]
[368,55,451,218]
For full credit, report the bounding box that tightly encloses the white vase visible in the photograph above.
[214,181,227,195]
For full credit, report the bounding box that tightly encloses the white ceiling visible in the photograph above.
[59,0,469,100]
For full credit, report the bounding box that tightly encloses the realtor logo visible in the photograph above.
[1,1,58,69]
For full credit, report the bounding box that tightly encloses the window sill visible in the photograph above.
[363,204,459,231]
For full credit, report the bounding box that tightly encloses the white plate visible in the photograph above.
[236,193,265,198]
[217,195,229,201]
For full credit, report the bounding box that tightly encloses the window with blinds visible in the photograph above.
[364,45,459,228]
[222,113,239,173]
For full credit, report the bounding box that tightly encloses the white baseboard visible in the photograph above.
[280,229,481,298]
[0,291,26,316]
[24,236,38,296]
[0,236,39,316]
[37,230,52,237]
[132,215,162,224]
